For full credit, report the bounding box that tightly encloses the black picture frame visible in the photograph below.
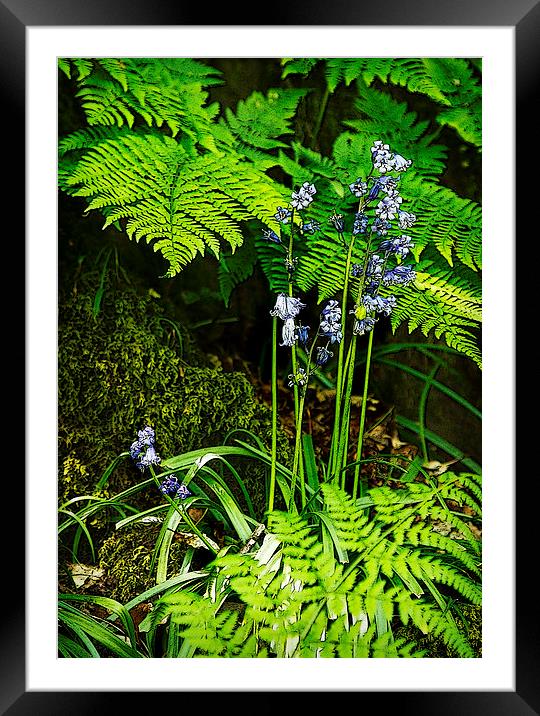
[6,0,531,713]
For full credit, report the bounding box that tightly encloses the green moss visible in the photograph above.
[98,523,190,603]
[58,267,291,530]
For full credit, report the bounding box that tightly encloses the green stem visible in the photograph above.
[338,335,358,490]
[268,316,278,513]
[311,86,330,149]
[330,233,355,481]
[289,338,317,511]
[149,467,217,555]
[352,327,375,500]
[418,362,441,463]
[287,208,299,420]
[286,207,306,495]
[289,389,307,512]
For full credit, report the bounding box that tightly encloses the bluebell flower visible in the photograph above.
[315,346,333,366]
[301,220,321,234]
[350,305,376,335]
[274,207,292,224]
[137,426,155,446]
[320,320,343,344]
[270,293,306,320]
[372,217,391,236]
[376,190,402,221]
[291,182,316,210]
[392,153,413,172]
[349,178,368,197]
[295,324,310,346]
[131,426,160,470]
[398,210,417,229]
[379,235,414,258]
[329,211,345,233]
[353,316,376,335]
[368,175,399,201]
[130,440,143,461]
[135,444,161,470]
[159,474,181,497]
[176,483,192,500]
[371,140,394,174]
[321,300,341,324]
[159,475,192,500]
[364,279,380,296]
[351,263,363,277]
[320,302,343,344]
[352,212,369,235]
[382,265,416,287]
[367,254,385,278]
[262,229,281,244]
[280,317,297,347]
[362,294,397,316]
[288,367,308,388]
[301,181,317,197]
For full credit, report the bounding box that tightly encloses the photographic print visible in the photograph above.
[57,56,483,660]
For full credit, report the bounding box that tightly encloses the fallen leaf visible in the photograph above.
[422,457,462,476]
[174,531,220,551]
[68,563,105,589]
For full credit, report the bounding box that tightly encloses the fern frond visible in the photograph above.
[156,480,480,657]
[63,58,221,144]
[307,57,482,148]
[60,132,288,276]
[59,57,93,81]
[217,236,259,307]
[343,81,448,179]
[223,88,309,151]
[402,174,482,269]
[280,57,320,79]
[383,58,482,148]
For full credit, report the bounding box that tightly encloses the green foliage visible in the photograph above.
[59,56,482,365]
[59,57,222,142]
[268,81,482,366]
[221,87,309,155]
[60,133,285,277]
[389,257,482,367]
[217,236,259,307]
[98,523,188,603]
[153,477,481,658]
[58,266,291,518]
[281,57,482,148]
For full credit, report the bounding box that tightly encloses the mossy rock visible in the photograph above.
[97,523,196,604]
[58,266,292,552]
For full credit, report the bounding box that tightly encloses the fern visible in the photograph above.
[280,57,320,79]
[222,88,309,151]
[280,57,481,148]
[267,80,481,365]
[60,132,288,276]
[155,476,481,658]
[384,58,482,148]
[59,56,482,365]
[217,236,259,307]
[60,57,222,146]
[389,259,482,368]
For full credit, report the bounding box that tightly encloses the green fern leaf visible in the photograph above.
[223,88,309,151]
[61,133,288,276]
[280,57,319,79]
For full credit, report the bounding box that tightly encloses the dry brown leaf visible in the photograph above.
[174,531,220,551]
[422,457,462,476]
[68,563,105,589]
